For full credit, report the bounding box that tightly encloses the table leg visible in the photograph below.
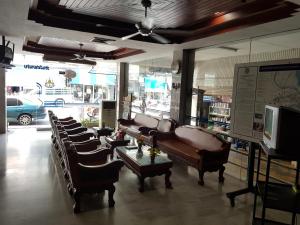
[139,176,145,192]
[165,170,173,189]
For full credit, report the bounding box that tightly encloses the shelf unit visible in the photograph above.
[208,102,231,130]
[252,142,300,225]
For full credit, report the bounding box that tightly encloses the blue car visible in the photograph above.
[7,97,47,125]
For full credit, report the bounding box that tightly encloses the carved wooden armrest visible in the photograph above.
[117,118,134,125]
[78,160,124,178]
[73,140,101,152]
[77,148,111,164]
[149,130,175,139]
[139,126,155,135]
[58,116,73,122]
[63,122,82,130]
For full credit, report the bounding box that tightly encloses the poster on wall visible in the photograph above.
[230,58,300,143]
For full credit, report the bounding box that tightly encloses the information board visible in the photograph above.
[231,59,300,143]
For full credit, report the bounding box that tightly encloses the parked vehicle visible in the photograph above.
[6,97,46,125]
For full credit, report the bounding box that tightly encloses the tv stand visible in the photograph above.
[252,142,300,225]
[226,142,256,207]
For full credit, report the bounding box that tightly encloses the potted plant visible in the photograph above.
[147,147,161,163]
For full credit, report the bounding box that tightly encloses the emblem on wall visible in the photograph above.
[45,78,55,88]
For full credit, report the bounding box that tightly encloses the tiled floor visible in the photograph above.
[0,129,294,225]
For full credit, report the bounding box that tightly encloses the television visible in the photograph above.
[263,105,300,156]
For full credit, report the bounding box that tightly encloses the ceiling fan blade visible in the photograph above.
[155,29,193,36]
[150,33,170,44]
[121,32,140,40]
[74,53,81,57]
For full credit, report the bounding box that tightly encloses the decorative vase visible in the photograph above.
[138,143,143,153]
[136,149,143,158]
[150,154,155,164]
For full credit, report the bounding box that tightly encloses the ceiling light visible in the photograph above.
[214,11,225,16]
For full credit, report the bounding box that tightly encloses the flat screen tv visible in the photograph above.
[263,105,300,156]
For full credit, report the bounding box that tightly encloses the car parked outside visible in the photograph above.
[6,97,47,125]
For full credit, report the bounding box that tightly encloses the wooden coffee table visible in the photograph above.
[105,136,131,158]
[116,146,173,192]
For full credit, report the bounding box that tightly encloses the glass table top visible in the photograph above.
[116,146,172,166]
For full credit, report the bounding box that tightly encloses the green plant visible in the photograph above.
[147,147,161,157]
[80,119,99,128]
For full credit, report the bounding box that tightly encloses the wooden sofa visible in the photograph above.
[152,125,230,185]
[118,113,177,146]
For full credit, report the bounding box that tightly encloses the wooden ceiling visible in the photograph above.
[59,0,251,28]
[28,0,300,44]
[22,38,144,65]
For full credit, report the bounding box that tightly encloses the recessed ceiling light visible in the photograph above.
[96,24,103,27]
[214,11,225,16]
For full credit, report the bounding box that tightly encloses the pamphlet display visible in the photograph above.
[231,59,300,143]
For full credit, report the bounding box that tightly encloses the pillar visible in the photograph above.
[170,49,195,125]
[117,62,129,119]
[0,67,6,133]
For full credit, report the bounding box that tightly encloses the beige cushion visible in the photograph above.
[175,126,223,152]
[134,113,159,128]
[157,119,172,132]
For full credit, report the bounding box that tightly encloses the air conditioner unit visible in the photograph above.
[100,101,116,128]
[0,36,15,69]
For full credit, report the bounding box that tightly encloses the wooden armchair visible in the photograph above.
[64,141,124,213]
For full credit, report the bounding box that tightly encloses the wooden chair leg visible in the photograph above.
[73,191,81,214]
[108,185,116,207]
[219,165,225,183]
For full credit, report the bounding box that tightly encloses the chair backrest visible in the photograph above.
[63,140,79,185]
[175,126,225,152]
[134,113,159,128]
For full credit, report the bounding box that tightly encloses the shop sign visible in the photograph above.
[24,64,50,70]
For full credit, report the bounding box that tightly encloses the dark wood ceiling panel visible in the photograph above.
[23,38,145,60]
[62,0,252,28]
[29,0,300,44]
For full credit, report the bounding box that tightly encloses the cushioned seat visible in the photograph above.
[118,115,176,146]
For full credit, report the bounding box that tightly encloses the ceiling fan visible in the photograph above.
[121,0,172,44]
[71,43,96,63]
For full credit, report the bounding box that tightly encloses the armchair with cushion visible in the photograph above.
[63,141,124,213]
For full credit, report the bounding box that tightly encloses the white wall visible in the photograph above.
[194,48,300,96]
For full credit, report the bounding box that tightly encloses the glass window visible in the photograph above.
[128,64,172,118]
[7,98,22,106]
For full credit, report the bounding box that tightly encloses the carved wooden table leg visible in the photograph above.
[108,185,116,207]
[165,170,173,189]
[138,176,145,192]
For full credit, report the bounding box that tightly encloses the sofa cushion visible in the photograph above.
[157,119,173,132]
[158,139,201,166]
[175,126,223,152]
[126,127,142,138]
[134,113,158,128]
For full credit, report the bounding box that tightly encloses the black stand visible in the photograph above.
[226,142,256,207]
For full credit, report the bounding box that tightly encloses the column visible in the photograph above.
[117,62,129,119]
[0,67,6,133]
[170,49,195,125]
